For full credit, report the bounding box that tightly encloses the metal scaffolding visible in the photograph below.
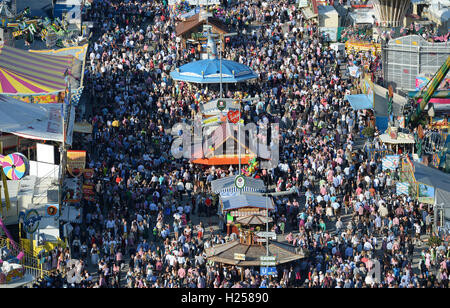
[383,35,450,92]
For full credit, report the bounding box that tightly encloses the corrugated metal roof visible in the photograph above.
[221,194,273,212]
[212,175,266,193]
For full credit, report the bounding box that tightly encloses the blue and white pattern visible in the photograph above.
[70,86,84,106]
[396,182,409,195]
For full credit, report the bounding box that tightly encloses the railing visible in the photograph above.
[0,236,50,283]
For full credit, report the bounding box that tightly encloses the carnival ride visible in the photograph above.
[404,56,450,127]
[0,152,50,285]
[401,56,450,171]
[0,165,26,284]
[0,2,79,48]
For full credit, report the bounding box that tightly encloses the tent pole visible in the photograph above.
[219,43,222,98]
[238,122,241,175]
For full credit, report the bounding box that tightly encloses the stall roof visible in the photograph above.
[211,175,266,194]
[221,194,274,212]
[0,95,72,143]
[379,132,415,144]
[345,94,373,110]
[317,5,338,15]
[302,7,318,19]
[176,13,229,37]
[413,161,450,191]
[205,240,305,266]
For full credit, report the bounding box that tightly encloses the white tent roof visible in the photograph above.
[0,95,73,143]
[349,9,376,24]
[380,132,415,144]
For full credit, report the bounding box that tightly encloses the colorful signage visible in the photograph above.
[260,267,277,276]
[418,183,435,204]
[67,150,86,177]
[227,110,240,124]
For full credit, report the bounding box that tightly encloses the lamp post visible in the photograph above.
[217,33,237,97]
[219,42,223,98]
[434,202,445,235]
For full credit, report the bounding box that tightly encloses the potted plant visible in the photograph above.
[362,126,375,140]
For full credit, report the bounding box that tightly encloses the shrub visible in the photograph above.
[362,126,375,138]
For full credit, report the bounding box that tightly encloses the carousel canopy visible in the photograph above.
[170,59,258,84]
[0,45,81,95]
[205,240,305,266]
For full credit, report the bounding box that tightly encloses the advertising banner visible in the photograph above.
[67,150,86,177]
[382,155,400,170]
[298,0,309,8]
[348,65,360,78]
[260,267,277,276]
[418,183,435,204]
[10,94,61,104]
[345,41,381,56]
[360,76,374,105]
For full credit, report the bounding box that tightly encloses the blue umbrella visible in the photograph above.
[170,59,258,84]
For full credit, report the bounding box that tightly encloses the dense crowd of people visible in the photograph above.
[28,0,449,288]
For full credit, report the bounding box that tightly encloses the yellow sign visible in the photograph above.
[12,30,22,37]
[345,41,381,56]
[67,150,86,177]
[234,253,246,261]
[11,94,61,104]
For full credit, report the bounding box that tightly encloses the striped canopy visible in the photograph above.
[0,45,76,94]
